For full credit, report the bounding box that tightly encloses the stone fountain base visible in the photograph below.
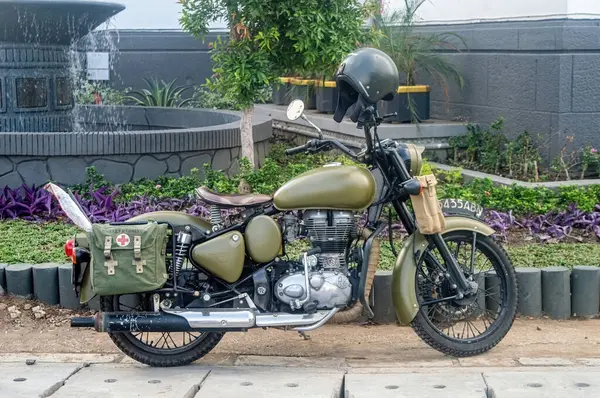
[0,106,273,188]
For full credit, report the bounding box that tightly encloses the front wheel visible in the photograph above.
[411,231,518,357]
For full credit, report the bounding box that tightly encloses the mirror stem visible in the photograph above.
[301,114,324,139]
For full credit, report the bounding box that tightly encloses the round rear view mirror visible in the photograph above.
[286,99,305,121]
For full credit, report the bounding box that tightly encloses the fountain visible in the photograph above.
[0,0,272,189]
[0,0,125,132]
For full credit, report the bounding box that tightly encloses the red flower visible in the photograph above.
[485,191,491,197]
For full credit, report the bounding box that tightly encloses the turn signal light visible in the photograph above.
[64,239,76,263]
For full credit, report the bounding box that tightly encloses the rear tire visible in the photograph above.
[410,231,518,357]
[101,295,225,367]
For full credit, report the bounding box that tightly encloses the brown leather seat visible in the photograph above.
[195,186,272,208]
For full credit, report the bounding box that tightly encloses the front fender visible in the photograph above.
[391,216,495,325]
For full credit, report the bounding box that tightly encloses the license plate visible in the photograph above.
[438,199,485,219]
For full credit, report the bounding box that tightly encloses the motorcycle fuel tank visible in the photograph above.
[273,165,376,211]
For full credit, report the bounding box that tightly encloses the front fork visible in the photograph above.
[426,233,474,298]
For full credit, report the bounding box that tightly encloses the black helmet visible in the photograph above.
[333,47,400,123]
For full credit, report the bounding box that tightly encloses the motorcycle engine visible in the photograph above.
[278,209,358,310]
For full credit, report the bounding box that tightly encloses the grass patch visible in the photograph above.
[1,220,599,268]
[0,220,78,264]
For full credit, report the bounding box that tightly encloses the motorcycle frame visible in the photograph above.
[168,105,473,319]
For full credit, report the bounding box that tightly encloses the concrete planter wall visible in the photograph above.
[430,162,600,190]
[1,263,598,323]
[379,85,431,123]
[0,106,273,188]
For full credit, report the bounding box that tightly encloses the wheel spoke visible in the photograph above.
[113,294,206,353]
[416,233,512,343]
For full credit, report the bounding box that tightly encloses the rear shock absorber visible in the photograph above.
[210,205,222,232]
[173,229,192,276]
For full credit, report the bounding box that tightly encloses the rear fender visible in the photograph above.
[391,216,495,325]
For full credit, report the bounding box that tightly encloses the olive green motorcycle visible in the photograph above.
[48,99,518,367]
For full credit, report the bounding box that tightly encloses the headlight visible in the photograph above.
[396,143,424,176]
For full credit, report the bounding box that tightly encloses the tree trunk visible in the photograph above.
[241,106,255,167]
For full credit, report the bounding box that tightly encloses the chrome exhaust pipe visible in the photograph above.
[72,309,256,333]
[71,308,336,333]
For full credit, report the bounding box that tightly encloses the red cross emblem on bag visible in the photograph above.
[116,234,131,247]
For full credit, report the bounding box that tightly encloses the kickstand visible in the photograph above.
[298,331,311,340]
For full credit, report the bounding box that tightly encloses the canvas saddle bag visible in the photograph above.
[410,174,446,235]
[88,222,170,296]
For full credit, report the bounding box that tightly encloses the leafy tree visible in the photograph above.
[179,0,378,166]
[179,0,280,167]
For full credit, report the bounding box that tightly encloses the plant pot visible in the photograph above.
[272,77,293,106]
[290,79,317,110]
[315,81,337,114]
[381,85,430,123]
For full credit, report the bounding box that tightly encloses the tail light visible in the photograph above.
[64,239,76,263]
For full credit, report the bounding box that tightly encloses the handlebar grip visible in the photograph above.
[285,145,307,155]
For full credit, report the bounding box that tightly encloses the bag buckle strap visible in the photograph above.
[424,176,436,197]
[103,236,118,275]
[104,236,112,258]
[133,235,145,273]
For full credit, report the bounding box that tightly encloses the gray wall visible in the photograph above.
[88,31,219,91]
[94,20,600,159]
[417,19,600,158]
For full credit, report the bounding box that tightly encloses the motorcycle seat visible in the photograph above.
[195,186,272,208]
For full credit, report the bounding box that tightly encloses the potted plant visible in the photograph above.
[371,0,466,123]
[290,78,317,110]
[272,77,293,106]
[315,78,338,114]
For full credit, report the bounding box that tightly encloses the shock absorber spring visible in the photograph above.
[174,231,192,276]
[210,205,221,231]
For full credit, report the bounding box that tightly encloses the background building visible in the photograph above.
[94,0,600,157]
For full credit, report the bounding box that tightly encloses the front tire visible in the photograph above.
[410,231,518,357]
[100,295,225,367]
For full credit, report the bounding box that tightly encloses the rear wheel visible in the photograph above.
[100,294,225,367]
[410,231,518,357]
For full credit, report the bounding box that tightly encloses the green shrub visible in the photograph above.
[125,77,193,108]
[75,81,128,105]
[71,140,600,216]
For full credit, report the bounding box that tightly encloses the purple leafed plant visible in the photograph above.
[484,204,600,242]
[0,184,210,225]
[1,184,599,242]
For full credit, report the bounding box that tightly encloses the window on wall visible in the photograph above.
[56,77,73,107]
[16,77,48,108]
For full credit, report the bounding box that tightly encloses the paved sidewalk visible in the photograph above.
[2,354,600,397]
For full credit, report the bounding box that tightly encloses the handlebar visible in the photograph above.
[285,144,311,156]
[284,107,393,160]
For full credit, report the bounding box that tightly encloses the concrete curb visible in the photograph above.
[33,263,59,306]
[0,264,7,294]
[2,265,600,322]
[542,266,572,320]
[571,266,600,318]
[5,264,33,299]
[58,264,80,310]
[516,268,542,317]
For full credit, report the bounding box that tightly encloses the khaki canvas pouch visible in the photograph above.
[409,174,446,235]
